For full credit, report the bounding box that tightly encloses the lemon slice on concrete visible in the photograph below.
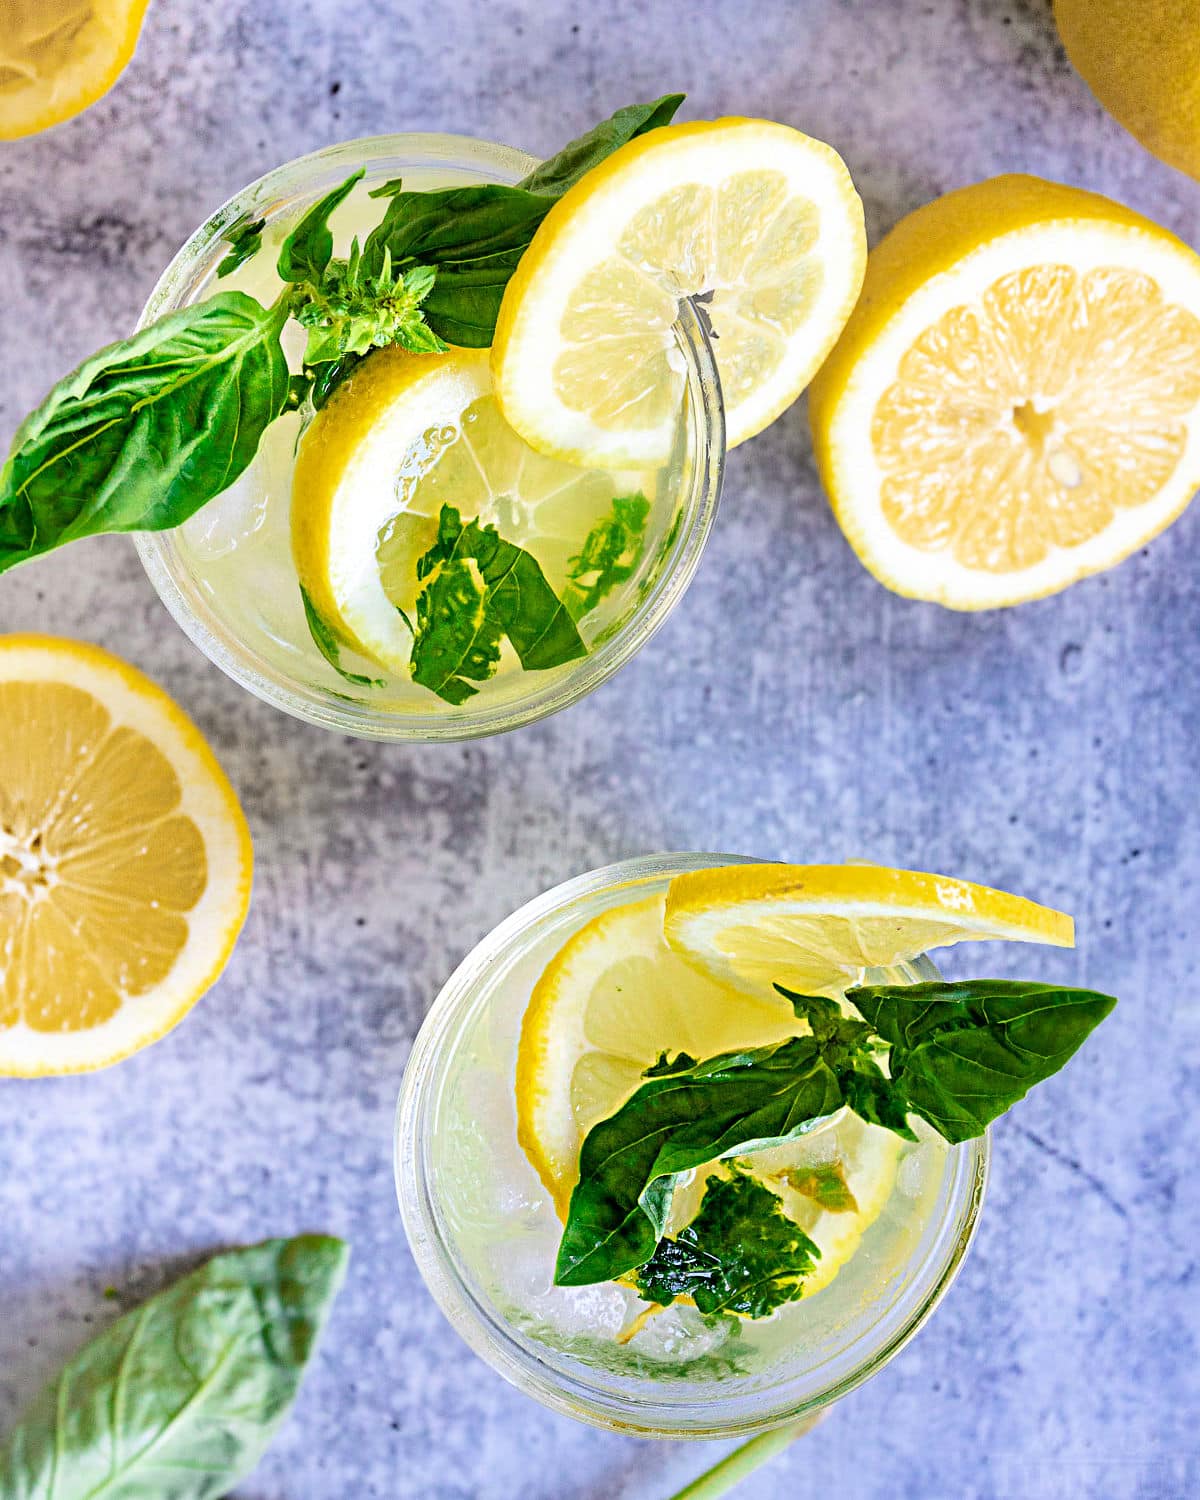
[664,861,1073,996]
[0,635,252,1075]
[516,891,797,1218]
[292,346,636,675]
[492,118,867,466]
[0,0,149,140]
[809,175,1200,609]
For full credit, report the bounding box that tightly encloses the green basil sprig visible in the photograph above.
[554,979,1115,1288]
[0,1235,348,1500]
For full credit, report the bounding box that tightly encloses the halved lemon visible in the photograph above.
[292,346,643,675]
[0,636,252,1075]
[664,861,1073,996]
[809,175,1200,609]
[516,891,797,1218]
[492,118,867,466]
[0,1,150,140]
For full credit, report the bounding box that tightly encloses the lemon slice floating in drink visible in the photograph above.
[492,118,867,465]
[809,175,1200,609]
[0,635,252,1075]
[291,347,645,676]
[0,0,150,140]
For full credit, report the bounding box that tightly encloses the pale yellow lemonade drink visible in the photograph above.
[137,141,714,733]
[396,856,990,1436]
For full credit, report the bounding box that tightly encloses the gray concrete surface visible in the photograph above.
[1,1,1197,1496]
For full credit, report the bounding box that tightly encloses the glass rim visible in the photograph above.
[394,852,991,1437]
[133,132,726,743]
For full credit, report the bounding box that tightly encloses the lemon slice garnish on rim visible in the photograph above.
[291,346,644,676]
[663,861,1073,997]
[492,117,867,467]
[0,635,252,1075]
[809,174,1200,609]
[0,1,150,140]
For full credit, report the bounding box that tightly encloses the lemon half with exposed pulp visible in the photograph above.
[0,1,150,140]
[493,118,867,466]
[0,636,252,1075]
[809,175,1200,609]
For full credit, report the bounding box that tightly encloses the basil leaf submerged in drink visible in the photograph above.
[0,1236,348,1500]
[555,978,1115,1297]
[410,505,586,705]
[636,1172,821,1319]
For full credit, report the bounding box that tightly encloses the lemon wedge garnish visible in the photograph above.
[663,861,1073,996]
[492,118,867,466]
[291,346,642,676]
[809,174,1200,609]
[0,0,149,140]
[0,635,252,1075]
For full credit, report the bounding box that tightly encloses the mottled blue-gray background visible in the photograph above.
[1,1,1197,1496]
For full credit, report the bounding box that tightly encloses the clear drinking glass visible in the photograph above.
[135,136,724,741]
[395,853,989,1438]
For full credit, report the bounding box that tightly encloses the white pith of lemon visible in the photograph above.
[492,118,867,467]
[663,861,1073,997]
[809,175,1200,609]
[0,0,149,140]
[0,635,252,1075]
[291,346,647,676]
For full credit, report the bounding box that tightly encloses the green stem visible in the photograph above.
[664,1416,821,1499]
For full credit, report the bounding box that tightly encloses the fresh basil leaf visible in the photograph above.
[293,246,445,365]
[517,92,685,196]
[362,95,685,346]
[562,492,650,619]
[635,1172,820,1319]
[278,168,364,284]
[0,1235,348,1500]
[847,979,1117,1143]
[410,506,586,705]
[0,292,289,576]
[217,215,266,277]
[300,585,384,688]
[554,1033,844,1288]
[644,1050,699,1078]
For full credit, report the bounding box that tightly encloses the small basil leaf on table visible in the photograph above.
[0,292,290,577]
[217,215,266,277]
[554,1034,845,1288]
[0,1235,348,1500]
[635,1172,820,1319]
[410,505,585,705]
[847,979,1117,1143]
[300,585,385,688]
[278,167,365,284]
